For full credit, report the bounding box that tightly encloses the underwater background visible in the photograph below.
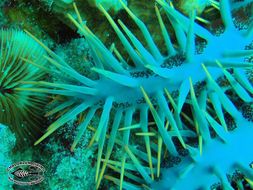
[0,0,253,189]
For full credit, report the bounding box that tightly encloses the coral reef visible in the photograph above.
[23,0,253,189]
[0,124,15,190]
[0,0,8,26]
[0,0,252,189]
[54,37,97,79]
[43,122,96,190]
[3,0,55,46]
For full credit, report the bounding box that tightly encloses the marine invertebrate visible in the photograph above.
[152,117,253,190]
[88,0,128,11]
[179,0,217,15]
[40,0,74,14]
[0,29,47,145]
[25,0,252,189]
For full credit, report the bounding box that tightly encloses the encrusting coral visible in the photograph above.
[42,121,97,190]
[0,124,16,190]
[22,0,253,189]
